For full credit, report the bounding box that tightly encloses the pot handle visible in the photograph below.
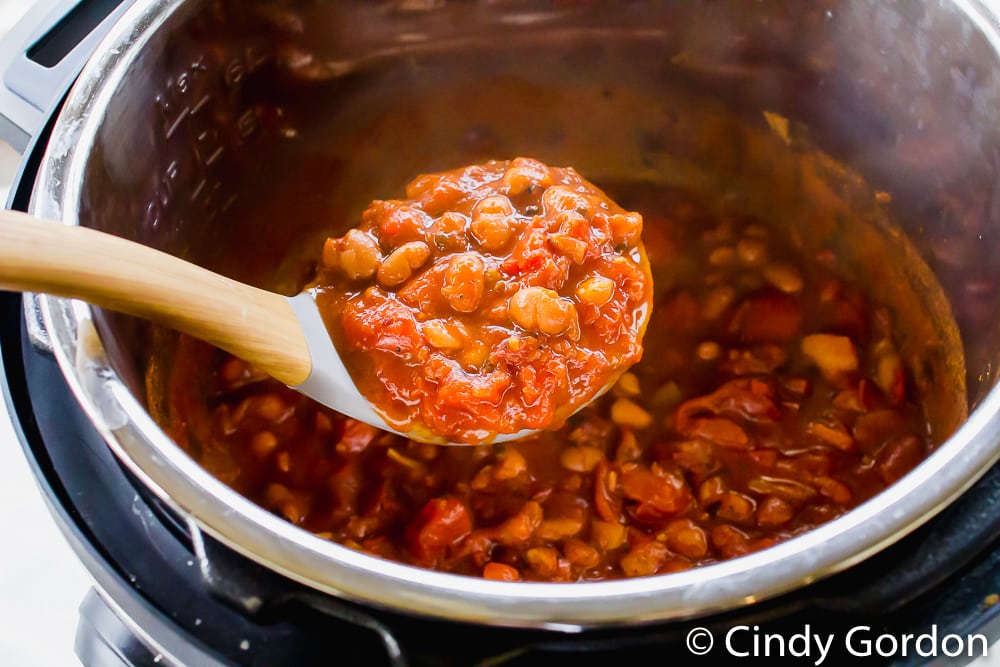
[0,0,137,153]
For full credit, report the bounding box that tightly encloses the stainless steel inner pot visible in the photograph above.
[24,0,1000,628]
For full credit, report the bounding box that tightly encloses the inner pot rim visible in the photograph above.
[26,0,1000,628]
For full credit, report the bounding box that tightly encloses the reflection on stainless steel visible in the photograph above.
[24,0,1000,627]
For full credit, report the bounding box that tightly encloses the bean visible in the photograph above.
[326,229,381,279]
[697,476,728,507]
[560,446,605,472]
[665,520,708,559]
[502,157,553,196]
[525,547,561,577]
[542,185,593,217]
[762,262,804,294]
[576,275,615,307]
[708,246,736,267]
[801,334,859,379]
[736,237,768,266]
[715,492,756,524]
[441,253,485,312]
[756,496,794,528]
[492,501,543,546]
[431,211,470,251]
[563,539,601,569]
[471,195,514,251]
[495,447,527,480]
[591,519,627,551]
[255,394,291,422]
[710,524,750,559]
[696,341,721,361]
[220,356,249,385]
[509,286,580,338]
[483,562,520,581]
[608,212,643,247]
[535,517,584,540]
[610,398,653,429]
[377,241,431,287]
[423,320,464,350]
[251,431,279,458]
[612,371,641,398]
[620,540,667,577]
[702,285,736,320]
[615,428,643,462]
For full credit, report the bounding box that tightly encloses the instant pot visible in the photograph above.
[5,0,1000,664]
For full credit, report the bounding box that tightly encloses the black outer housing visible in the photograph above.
[4,15,1000,663]
[5,121,1000,667]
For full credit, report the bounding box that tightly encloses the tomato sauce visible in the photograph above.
[163,184,931,582]
[309,158,652,443]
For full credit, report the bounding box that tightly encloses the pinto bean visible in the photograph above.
[591,519,628,551]
[563,539,601,569]
[610,398,653,429]
[696,341,722,361]
[377,241,431,287]
[441,253,486,313]
[560,446,605,473]
[762,262,804,294]
[470,195,515,251]
[756,496,795,528]
[620,540,667,577]
[535,517,584,540]
[509,286,580,338]
[503,157,553,196]
[525,547,562,577]
[715,492,756,524]
[576,275,615,305]
[423,320,466,350]
[612,372,641,398]
[801,334,859,379]
[483,562,521,581]
[664,519,708,559]
[710,524,750,559]
[736,238,768,266]
[324,229,381,279]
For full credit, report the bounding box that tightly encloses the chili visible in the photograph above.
[163,184,931,582]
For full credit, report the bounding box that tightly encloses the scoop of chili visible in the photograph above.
[309,158,653,444]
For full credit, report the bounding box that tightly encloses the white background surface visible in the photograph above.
[1,1,1000,666]
[0,3,92,666]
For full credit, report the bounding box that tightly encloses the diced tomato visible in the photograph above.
[405,497,473,565]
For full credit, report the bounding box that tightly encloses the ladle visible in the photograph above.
[0,211,536,444]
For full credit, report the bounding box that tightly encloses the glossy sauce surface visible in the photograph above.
[164,185,931,582]
[310,159,651,443]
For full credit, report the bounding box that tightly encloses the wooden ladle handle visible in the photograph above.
[0,210,312,386]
